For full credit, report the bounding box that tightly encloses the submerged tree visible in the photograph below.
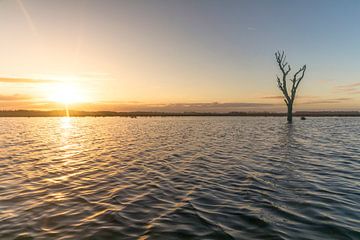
[275,51,306,123]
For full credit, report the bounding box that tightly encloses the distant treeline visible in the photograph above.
[0,110,359,117]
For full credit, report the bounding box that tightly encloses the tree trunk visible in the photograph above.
[287,103,293,123]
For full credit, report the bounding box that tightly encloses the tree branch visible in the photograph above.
[294,65,306,90]
[284,99,289,105]
[275,51,291,101]
[274,51,306,122]
[275,51,306,108]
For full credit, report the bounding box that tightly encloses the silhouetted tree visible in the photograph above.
[275,51,306,123]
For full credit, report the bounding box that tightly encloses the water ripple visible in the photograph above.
[0,117,359,239]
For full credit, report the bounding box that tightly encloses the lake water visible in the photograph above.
[0,117,359,240]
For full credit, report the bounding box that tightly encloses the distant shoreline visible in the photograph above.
[0,110,359,117]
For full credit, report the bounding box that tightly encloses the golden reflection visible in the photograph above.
[60,117,72,129]
[65,104,70,117]
[46,192,67,202]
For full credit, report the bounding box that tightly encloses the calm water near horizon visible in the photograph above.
[0,117,359,240]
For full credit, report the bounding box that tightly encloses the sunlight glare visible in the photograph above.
[48,82,86,105]
[60,117,72,129]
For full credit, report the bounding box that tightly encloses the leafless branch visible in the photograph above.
[274,51,307,122]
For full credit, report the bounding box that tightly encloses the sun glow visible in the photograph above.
[48,82,86,105]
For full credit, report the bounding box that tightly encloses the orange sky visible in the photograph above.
[1,1,359,112]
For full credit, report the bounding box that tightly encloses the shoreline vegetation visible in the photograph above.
[0,110,359,117]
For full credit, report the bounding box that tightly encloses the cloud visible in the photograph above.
[79,101,277,113]
[262,94,353,105]
[163,102,272,108]
[262,95,318,100]
[335,82,360,94]
[331,97,352,101]
[338,82,360,89]
[0,94,32,101]
[262,95,283,99]
[0,77,54,83]
[302,98,352,105]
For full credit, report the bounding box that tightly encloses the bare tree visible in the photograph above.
[275,51,306,123]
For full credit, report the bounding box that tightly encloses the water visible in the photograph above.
[0,117,359,240]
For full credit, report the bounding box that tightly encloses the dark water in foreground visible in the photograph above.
[0,117,359,240]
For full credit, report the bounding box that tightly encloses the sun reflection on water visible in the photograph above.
[60,117,72,129]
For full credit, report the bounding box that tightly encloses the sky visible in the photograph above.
[0,0,360,112]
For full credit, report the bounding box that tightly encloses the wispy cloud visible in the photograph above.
[302,98,352,105]
[331,97,353,101]
[262,95,318,100]
[335,82,360,94]
[164,102,273,108]
[0,100,280,112]
[262,95,353,105]
[0,94,32,101]
[0,77,54,83]
[338,82,360,89]
[262,95,283,99]
[80,101,277,113]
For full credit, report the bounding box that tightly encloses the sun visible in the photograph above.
[48,83,85,105]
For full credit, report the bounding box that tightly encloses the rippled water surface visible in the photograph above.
[0,117,359,240]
